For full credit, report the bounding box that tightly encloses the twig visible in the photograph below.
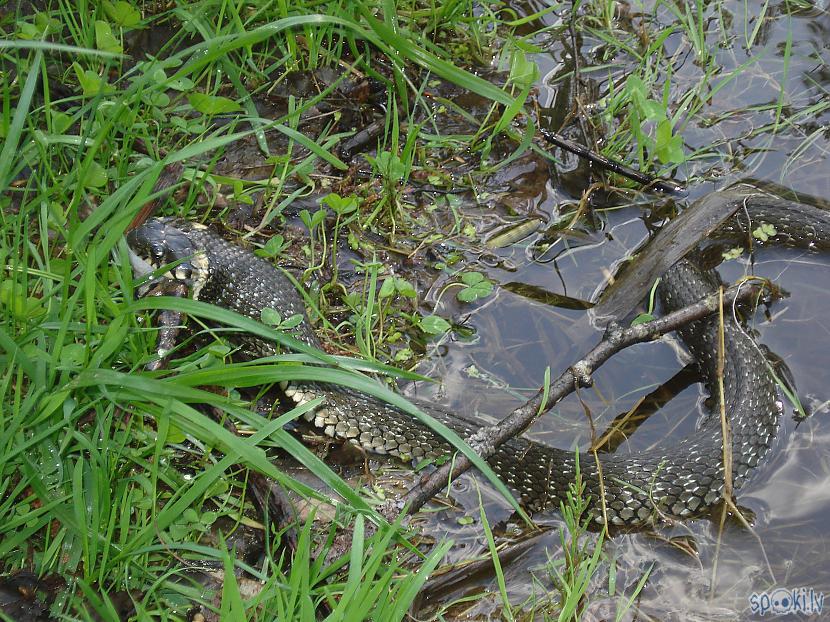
[716,287,734,499]
[539,128,684,194]
[403,277,768,514]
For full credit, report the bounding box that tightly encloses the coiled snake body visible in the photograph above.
[126,196,830,525]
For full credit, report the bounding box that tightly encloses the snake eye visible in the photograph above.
[173,264,192,280]
[150,243,165,261]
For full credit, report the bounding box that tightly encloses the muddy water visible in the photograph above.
[408,3,830,619]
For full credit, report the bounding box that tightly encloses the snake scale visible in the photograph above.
[126,194,830,525]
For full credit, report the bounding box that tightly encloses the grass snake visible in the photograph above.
[126,194,830,525]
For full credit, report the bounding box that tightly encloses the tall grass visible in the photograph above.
[0,0,543,618]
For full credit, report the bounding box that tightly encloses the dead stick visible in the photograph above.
[403,278,768,514]
[539,128,684,195]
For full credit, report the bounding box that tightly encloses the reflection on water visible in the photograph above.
[410,1,830,618]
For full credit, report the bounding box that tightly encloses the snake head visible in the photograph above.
[126,218,202,283]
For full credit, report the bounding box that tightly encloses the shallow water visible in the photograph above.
[404,2,830,619]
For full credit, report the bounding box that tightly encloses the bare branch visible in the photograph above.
[539,128,684,194]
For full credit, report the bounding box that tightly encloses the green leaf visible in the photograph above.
[164,423,186,444]
[655,119,685,165]
[665,135,684,163]
[260,308,282,326]
[205,479,229,498]
[309,208,326,230]
[655,117,671,143]
[625,75,647,100]
[379,277,396,298]
[640,98,664,121]
[187,93,242,115]
[72,62,113,96]
[752,223,777,242]
[394,347,413,362]
[630,313,655,326]
[168,76,195,91]
[722,247,744,261]
[370,151,406,182]
[35,12,63,34]
[142,90,169,107]
[322,192,358,215]
[299,209,313,231]
[81,161,108,188]
[460,271,485,286]
[94,20,122,54]
[49,110,73,134]
[102,0,141,27]
[17,13,62,39]
[206,344,231,358]
[150,67,167,83]
[59,343,86,368]
[281,314,304,329]
[300,208,326,232]
[420,315,451,335]
[200,511,218,525]
[508,49,537,90]
[457,274,494,303]
[148,65,194,91]
[394,278,416,298]
[16,21,41,40]
[254,235,286,258]
[261,308,303,331]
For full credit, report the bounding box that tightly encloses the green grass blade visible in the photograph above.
[0,50,42,189]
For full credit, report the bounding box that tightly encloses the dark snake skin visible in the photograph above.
[126,197,830,525]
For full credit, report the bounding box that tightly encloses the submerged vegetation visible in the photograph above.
[1,0,827,619]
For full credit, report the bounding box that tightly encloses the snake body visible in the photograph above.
[126,197,828,525]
